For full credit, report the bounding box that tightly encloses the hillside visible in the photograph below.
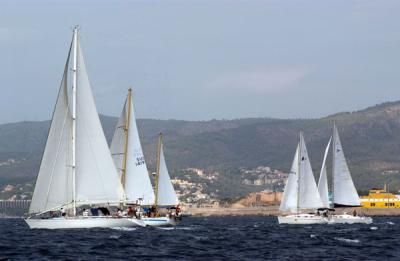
[1,101,400,199]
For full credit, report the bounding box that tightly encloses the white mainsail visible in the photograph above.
[74,35,125,205]
[156,138,179,206]
[29,28,125,214]
[279,145,299,213]
[318,137,331,208]
[332,124,360,206]
[110,90,155,205]
[279,133,324,213]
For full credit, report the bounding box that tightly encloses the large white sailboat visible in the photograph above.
[141,133,180,226]
[328,124,372,224]
[25,27,144,229]
[278,132,327,224]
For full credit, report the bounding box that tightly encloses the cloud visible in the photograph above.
[207,66,311,93]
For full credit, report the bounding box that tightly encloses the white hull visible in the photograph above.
[278,214,328,224]
[25,216,145,229]
[328,214,373,224]
[142,216,177,227]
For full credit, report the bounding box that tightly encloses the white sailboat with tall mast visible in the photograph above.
[141,133,180,226]
[25,27,144,229]
[110,88,155,206]
[328,124,372,224]
[278,132,327,224]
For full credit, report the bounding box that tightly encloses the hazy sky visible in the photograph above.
[1,0,400,123]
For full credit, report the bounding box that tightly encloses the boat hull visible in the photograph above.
[328,214,373,224]
[278,214,328,224]
[142,216,177,227]
[25,216,145,229]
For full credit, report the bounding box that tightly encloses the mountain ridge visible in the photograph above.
[1,100,400,198]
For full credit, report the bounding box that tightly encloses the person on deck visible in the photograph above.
[116,208,122,217]
[127,206,134,217]
[175,205,181,217]
[60,207,66,217]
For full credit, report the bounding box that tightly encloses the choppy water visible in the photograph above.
[0,216,399,260]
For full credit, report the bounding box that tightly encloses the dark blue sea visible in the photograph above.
[0,216,398,260]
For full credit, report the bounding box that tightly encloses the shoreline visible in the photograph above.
[185,206,400,217]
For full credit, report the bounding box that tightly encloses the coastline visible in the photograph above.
[186,206,400,217]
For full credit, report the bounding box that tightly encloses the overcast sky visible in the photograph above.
[1,0,399,123]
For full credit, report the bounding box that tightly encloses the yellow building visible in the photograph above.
[360,188,400,208]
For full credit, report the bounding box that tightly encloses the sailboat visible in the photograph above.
[327,124,372,224]
[141,133,180,226]
[25,27,144,229]
[110,88,155,206]
[278,132,327,224]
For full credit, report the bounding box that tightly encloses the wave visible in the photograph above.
[156,227,175,230]
[175,227,194,230]
[334,237,360,243]
[110,227,137,231]
[370,227,378,230]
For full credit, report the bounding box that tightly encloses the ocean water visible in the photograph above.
[0,216,398,260]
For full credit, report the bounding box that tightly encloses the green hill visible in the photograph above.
[1,101,400,198]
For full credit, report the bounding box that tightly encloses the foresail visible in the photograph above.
[75,40,125,205]
[318,137,331,208]
[29,47,73,214]
[279,144,299,213]
[110,96,155,205]
[110,103,126,181]
[298,134,324,209]
[333,125,360,206]
[157,144,179,206]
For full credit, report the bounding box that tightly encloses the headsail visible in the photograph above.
[332,124,360,206]
[318,137,331,208]
[29,43,73,214]
[298,133,324,209]
[110,90,155,205]
[155,136,179,206]
[279,144,299,213]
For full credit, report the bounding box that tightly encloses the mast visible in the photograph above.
[71,25,79,216]
[332,122,336,208]
[297,131,302,214]
[154,133,163,207]
[121,88,132,188]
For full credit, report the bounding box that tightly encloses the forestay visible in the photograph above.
[333,125,360,206]
[110,94,155,205]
